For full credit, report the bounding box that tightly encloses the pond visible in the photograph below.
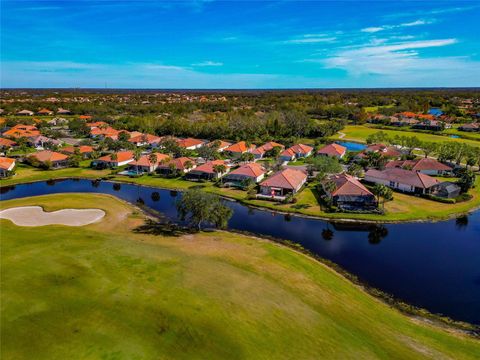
[335,141,367,152]
[1,179,479,325]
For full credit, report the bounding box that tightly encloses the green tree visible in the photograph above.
[421,141,437,158]
[456,168,476,193]
[176,189,233,230]
[372,184,392,209]
[213,164,227,182]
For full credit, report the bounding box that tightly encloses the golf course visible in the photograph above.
[1,193,479,359]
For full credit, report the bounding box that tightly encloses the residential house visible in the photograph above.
[459,123,480,132]
[92,151,134,168]
[224,141,256,158]
[176,138,205,150]
[251,141,285,159]
[61,145,94,159]
[207,140,232,152]
[365,168,439,195]
[37,108,54,116]
[27,135,62,149]
[3,124,40,139]
[128,133,162,147]
[223,163,266,186]
[412,120,445,131]
[385,158,453,176]
[280,144,314,162]
[0,157,16,177]
[86,121,109,129]
[79,115,93,120]
[186,159,230,181]
[157,157,196,175]
[433,182,461,199]
[29,150,69,169]
[0,138,17,150]
[90,126,119,139]
[16,110,34,116]
[57,108,72,115]
[356,143,401,160]
[317,143,347,159]
[323,173,377,210]
[126,153,170,173]
[428,108,443,117]
[257,168,307,200]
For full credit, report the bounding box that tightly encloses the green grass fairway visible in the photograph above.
[332,125,480,147]
[1,194,479,359]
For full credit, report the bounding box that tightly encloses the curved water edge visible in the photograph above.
[1,178,480,328]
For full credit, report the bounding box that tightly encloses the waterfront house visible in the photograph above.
[365,168,439,195]
[157,157,196,175]
[459,123,480,132]
[257,168,307,200]
[0,156,16,177]
[317,143,347,159]
[126,153,170,173]
[29,150,69,169]
[186,159,230,181]
[280,144,314,162]
[223,163,266,186]
[385,158,453,176]
[323,173,376,210]
[93,151,134,168]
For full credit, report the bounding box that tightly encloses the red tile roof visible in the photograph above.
[328,173,373,197]
[158,157,196,171]
[385,158,452,171]
[365,168,439,189]
[0,156,15,170]
[281,144,314,158]
[3,124,40,139]
[317,143,346,157]
[252,141,284,155]
[228,163,266,178]
[128,133,162,145]
[30,150,68,163]
[260,168,307,190]
[86,121,109,128]
[191,159,228,174]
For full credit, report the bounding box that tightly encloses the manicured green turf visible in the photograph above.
[2,164,480,222]
[1,194,479,359]
[332,125,480,147]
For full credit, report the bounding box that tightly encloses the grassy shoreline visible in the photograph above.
[1,193,479,359]
[2,163,480,223]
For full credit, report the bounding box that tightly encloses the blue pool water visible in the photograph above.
[335,141,367,152]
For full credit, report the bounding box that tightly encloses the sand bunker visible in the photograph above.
[0,206,105,227]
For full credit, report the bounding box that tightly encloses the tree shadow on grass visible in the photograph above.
[133,219,195,237]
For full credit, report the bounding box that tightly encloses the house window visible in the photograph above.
[389,181,395,187]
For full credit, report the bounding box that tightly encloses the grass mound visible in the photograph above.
[1,194,479,359]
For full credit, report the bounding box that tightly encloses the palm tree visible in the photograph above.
[372,184,392,210]
[213,164,227,183]
[148,153,158,173]
[133,149,141,175]
[110,152,118,168]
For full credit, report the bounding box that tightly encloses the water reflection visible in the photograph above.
[368,225,388,245]
[113,183,121,191]
[151,191,160,202]
[170,190,178,197]
[321,228,334,241]
[0,185,15,194]
[455,215,468,230]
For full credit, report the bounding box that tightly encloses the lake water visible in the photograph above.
[1,179,479,325]
[335,141,367,152]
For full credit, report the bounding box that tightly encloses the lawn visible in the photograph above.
[331,125,480,147]
[1,193,479,359]
[2,164,480,222]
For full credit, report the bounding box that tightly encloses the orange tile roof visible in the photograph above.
[260,168,307,190]
[0,156,15,170]
[86,121,109,128]
[207,140,232,149]
[80,115,93,120]
[61,145,94,154]
[176,137,204,148]
[158,157,196,171]
[191,160,228,174]
[225,141,255,153]
[90,127,119,137]
[30,150,68,163]
[128,133,162,144]
[3,127,41,139]
[252,141,284,155]
[0,138,17,147]
[97,151,134,163]
[37,108,53,114]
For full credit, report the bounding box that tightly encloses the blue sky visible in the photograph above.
[1,0,479,88]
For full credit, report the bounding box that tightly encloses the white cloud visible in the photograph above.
[361,19,432,33]
[192,61,223,67]
[323,39,463,76]
[283,35,337,44]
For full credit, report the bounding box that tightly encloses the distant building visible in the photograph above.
[16,110,34,116]
[385,158,453,176]
[280,144,313,162]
